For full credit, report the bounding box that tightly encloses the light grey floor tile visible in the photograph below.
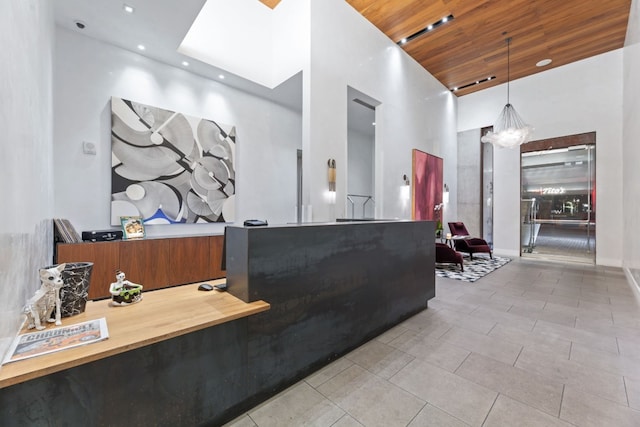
[484,394,574,427]
[533,319,619,353]
[388,320,452,350]
[399,334,470,372]
[306,357,354,388]
[459,295,514,312]
[618,336,640,359]
[560,386,640,427]
[408,404,470,427]
[332,414,364,427]
[469,306,536,332]
[488,323,572,358]
[626,377,640,411]
[390,358,497,426]
[345,339,414,379]
[428,298,479,314]
[249,382,344,427]
[569,342,640,380]
[516,347,628,405]
[223,414,257,427]
[508,305,577,327]
[374,323,409,344]
[427,309,497,334]
[317,365,425,427]
[456,353,563,416]
[577,299,616,314]
[439,326,523,365]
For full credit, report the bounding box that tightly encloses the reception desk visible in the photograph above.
[226,220,435,399]
[1,220,434,426]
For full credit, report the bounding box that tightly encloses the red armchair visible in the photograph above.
[448,222,492,259]
[436,243,464,271]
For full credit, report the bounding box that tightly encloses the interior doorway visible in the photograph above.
[520,133,596,263]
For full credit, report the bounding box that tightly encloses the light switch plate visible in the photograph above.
[83,141,97,155]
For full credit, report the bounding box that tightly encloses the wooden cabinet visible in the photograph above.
[57,235,224,300]
[170,236,212,285]
[118,239,173,290]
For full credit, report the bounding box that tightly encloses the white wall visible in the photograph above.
[458,50,624,265]
[54,27,302,237]
[0,0,54,361]
[624,0,640,283]
[347,128,375,218]
[307,0,457,222]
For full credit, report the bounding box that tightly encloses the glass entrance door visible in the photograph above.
[520,145,595,263]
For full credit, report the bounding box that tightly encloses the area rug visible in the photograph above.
[435,255,511,282]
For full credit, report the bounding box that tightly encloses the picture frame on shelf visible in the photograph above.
[120,216,145,240]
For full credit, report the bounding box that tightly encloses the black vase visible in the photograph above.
[58,262,93,317]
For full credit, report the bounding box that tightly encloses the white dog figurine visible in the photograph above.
[24,263,66,330]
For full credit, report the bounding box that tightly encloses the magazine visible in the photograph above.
[2,318,109,365]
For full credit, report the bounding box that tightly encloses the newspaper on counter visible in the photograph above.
[2,318,109,365]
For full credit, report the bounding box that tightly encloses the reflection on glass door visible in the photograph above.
[520,144,595,263]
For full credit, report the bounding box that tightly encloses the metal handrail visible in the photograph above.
[346,194,375,219]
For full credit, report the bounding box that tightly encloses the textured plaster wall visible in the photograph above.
[0,0,54,361]
[456,129,481,237]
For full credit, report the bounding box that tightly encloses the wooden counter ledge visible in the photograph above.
[0,279,270,389]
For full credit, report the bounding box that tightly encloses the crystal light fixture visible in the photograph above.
[481,37,533,148]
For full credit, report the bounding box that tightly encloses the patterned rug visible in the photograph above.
[435,255,511,282]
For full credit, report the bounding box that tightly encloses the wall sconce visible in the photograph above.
[401,174,411,201]
[328,159,336,192]
[443,183,450,204]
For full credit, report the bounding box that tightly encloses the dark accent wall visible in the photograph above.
[226,221,436,397]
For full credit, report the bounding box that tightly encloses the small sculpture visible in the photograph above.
[24,263,66,330]
[109,270,143,306]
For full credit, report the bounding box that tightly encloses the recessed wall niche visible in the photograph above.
[347,87,380,219]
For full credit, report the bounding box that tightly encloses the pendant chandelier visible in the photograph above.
[481,37,533,148]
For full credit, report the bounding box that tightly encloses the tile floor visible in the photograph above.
[226,258,640,427]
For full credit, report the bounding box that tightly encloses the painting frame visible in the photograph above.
[110,97,236,226]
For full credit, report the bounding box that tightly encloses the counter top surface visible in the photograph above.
[0,279,269,388]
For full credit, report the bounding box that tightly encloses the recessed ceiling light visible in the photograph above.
[123,4,134,14]
[536,58,552,67]
[137,44,145,51]
[218,74,225,79]
[397,14,454,46]
[182,61,189,67]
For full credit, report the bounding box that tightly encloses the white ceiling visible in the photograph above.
[53,0,302,111]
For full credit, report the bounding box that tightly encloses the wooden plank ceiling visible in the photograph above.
[261,0,631,96]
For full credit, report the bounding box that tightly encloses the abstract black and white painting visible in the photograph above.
[111,97,236,225]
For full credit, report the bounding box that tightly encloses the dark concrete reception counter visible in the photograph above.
[0,220,435,426]
[226,220,436,400]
